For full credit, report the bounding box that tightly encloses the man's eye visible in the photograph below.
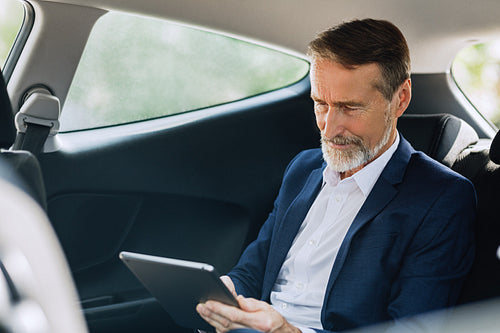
[342,106,360,113]
[314,103,328,113]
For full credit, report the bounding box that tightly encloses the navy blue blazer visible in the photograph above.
[228,136,476,332]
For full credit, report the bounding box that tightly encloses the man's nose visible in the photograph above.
[322,107,346,138]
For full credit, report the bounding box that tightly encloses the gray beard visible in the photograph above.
[321,117,393,173]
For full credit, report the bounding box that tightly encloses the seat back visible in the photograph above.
[398,113,479,167]
[453,131,500,304]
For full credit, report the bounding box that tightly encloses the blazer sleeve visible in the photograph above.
[227,209,275,298]
[381,177,476,331]
[388,177,476,314]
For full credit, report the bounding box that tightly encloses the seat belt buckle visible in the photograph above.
[14,91,60,136]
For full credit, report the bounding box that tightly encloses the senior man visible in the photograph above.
[197,19,476,333]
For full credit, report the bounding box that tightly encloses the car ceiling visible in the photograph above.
[38,0,500,74]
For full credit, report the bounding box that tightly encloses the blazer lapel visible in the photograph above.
[323,136,414,306]
[262,165,324,299]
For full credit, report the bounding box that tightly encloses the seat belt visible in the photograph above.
[12,87,60,156]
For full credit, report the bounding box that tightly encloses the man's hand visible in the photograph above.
[196,295,301,333]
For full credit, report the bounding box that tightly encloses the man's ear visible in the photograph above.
[395,79,411,118]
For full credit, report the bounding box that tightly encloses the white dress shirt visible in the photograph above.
[270,134,400,331]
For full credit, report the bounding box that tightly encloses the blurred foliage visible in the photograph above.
[62,12,309,131]
[0,0,24,68]
[453,41,500,128]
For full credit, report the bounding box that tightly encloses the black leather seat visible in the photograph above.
[398,113,479,167]
[453,130,500,304]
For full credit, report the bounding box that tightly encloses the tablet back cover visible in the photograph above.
[120,251,236,330]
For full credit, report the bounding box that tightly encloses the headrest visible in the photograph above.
[490,130,500,164]
[0,71,16,149]
[398,114,479,167]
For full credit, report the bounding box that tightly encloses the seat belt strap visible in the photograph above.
[12,123,51,155]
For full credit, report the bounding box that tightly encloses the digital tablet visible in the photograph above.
[119,251,238,330]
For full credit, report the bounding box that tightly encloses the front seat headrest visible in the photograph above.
[489,130,500,164]
[398,113,479,167]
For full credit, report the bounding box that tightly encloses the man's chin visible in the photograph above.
[326,161,364,173]
[322,151,367,173]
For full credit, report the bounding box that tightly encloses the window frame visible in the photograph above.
[2,0,34,82]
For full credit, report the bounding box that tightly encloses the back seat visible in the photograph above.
[397,113,478,167]
[453,132,500,304]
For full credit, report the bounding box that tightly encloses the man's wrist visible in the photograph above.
[278,321,302,333]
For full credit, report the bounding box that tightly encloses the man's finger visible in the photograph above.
[197,302,247,333]
[237,296,269,312]
[207,300,248,323]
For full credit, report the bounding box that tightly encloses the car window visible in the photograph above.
[0,0,24,68]
[452,40,500,128]
[60,11,310,132]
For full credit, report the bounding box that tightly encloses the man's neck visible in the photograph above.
[340,165,365,180]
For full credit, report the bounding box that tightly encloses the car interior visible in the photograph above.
[0,0,500,332]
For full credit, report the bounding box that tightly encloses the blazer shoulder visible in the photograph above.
[285,148,324,176]
[408,151,476,195]
[275,148,324,196]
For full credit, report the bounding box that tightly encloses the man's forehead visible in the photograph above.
[310,59,385,97]
[310,58,381,78]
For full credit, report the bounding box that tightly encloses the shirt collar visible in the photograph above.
[323,132,400,197]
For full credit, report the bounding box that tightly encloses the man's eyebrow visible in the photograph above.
[334,101,367,108]
[310,95,366,108]
[310,94,323,103]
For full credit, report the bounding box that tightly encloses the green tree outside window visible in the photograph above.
[453,41,500,128]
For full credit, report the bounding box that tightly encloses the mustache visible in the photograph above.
[321,134,363,146]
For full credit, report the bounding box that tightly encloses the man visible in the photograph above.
[197,19,476,333]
